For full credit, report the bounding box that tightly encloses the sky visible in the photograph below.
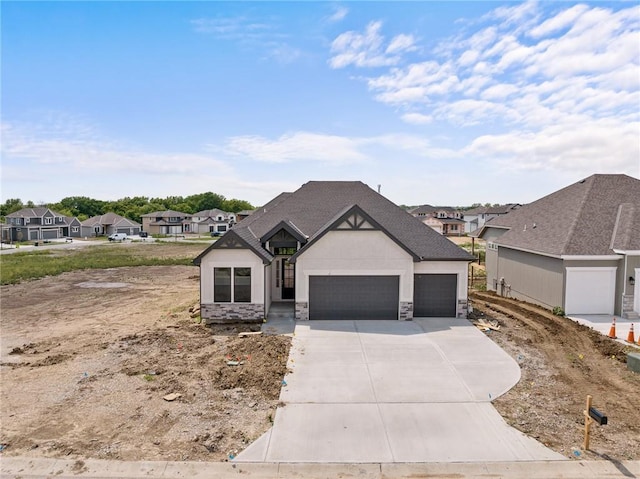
[1,1,639,208]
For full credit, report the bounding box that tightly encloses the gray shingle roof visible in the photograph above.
[193,208,231,217]
[481,174,640,255]
[81,213,141,228]
[7,207,62,218]
[218,181,473,262]
[140,210,190,218]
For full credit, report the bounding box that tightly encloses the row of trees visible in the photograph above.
[0,192,254,223]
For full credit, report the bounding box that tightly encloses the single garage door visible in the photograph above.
[309,276,399,320]
[414,274,457,317]
[565,267,616,315]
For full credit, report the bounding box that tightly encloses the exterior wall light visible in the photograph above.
[630,276,635,286]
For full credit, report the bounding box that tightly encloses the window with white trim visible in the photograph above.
[44,217,53,225]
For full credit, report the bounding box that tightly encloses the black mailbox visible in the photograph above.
[589,407,608,425]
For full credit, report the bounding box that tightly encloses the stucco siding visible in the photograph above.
[497,247,564,309]
[413,261,469,303]
[294,230,414,303]
[199,249,264,305]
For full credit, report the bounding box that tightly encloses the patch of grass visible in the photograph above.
[0,244,197,285]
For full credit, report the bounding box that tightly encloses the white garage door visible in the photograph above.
[565,267,616,315]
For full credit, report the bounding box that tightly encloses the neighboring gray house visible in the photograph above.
[464,204,520,234]
[4,208,81,241]
[81,213,141,237]
[189,209,236,234]
[194,181,474,323]
[474,174,640,318]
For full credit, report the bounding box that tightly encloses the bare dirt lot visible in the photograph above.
[1,262,290,462]
[471,292,640,461]
[1,241,638,464]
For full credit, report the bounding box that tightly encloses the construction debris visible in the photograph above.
[238,331,263,338]
[473,319,501,332]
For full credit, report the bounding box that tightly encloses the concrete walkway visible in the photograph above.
[237,318,564,463]
[568,314,640,348]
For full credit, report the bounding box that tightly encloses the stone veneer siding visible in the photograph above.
[400,302,413,320]
[295,300,466,320]
[458,299,469,319]
[622,294,638,319]
[201,303,264,324]
[296,302,309,321]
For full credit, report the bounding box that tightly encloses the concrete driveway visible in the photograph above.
[237,318,565,463]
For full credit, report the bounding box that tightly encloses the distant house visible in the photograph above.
[464,204,520,234]
[189,209,236,235]
[409,205,465,236]
[4,208,81,241]
[474,174,640,318]
[194,181,473,324]
[81,213,141,237]
[140,210,192,235]
[235,209,255,222]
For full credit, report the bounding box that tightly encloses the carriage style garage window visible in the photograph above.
[214,267,251,303]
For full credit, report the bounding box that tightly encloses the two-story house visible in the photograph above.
[189,209,236,235]
[409,205,465,236]
[464,204,520,234]
[4,208,82,241]
[140,210,192,235]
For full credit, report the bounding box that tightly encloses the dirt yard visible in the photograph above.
[0,262,290,462]
[1,242,639,464]
[471,291,640,461]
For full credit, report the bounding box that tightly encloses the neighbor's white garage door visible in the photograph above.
[565,267,616,315]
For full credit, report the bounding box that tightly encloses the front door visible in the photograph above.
[281,260,295,300]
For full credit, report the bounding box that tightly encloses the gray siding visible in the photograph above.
[486,248,499,292]
[496,247,564,309]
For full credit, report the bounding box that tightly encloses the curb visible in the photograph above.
[1,457,639,479]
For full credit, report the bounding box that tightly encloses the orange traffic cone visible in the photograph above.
[608,317,617,339]
[627,323,636,344]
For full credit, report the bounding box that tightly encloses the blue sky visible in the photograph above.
[2,1,639,207]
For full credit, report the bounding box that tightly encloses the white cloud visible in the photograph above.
[329,21,415,69]
[465,119,640,175]
[225,132,369,163]
[386,34,417,54]
[528,4,590,38]
[1,119,229,176]
[223,131,459,164]
[327,6,348,23]
[344,2,639,176]
[401,113,433,125]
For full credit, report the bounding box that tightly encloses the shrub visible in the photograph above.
[553,306,565,317]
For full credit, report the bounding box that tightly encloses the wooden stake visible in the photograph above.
[583,395,593,450]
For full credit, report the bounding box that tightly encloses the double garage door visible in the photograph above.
[308,274,458,320]
[309,276,399,320]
